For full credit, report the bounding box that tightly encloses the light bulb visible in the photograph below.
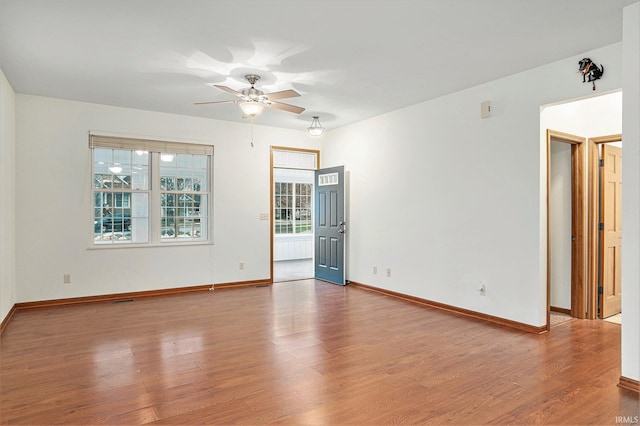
[239,101,265,116]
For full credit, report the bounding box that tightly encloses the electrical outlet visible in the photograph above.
[478,281,486,296]
[64,274,71,284]
[373,266,377,275]
[386,268,391,277]
[239,262,245,270]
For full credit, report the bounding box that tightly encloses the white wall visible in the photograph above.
[15,95,320,302]
[0,69,16,323]
[542,91,623,312]
[542,91,623,137]
[621,1,640,383]
[322,42,624,328]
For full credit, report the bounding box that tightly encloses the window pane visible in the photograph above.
[177,218,196,238]
[160,153,209,242]
[161,153,177,165]
[193,155,207,169]
[177,154,192,168]
[193,174,205,192]
[197,195,207,217]
[93,192,148,244]
[94,174,108,188]
[161,176,175,190]
[132,165,149,190]
[94,148,112,164]
[131,218,149,243]
[113,149,131,165]
[177,177,193,191]
[133,151,148,165]
[161,217,175,239]
[198,218,208,239]
[111,172,131,189]
[162,193,176,209]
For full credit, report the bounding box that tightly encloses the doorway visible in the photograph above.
[541,91,623,328]
[270,147,320,282]
[546,130,586,327]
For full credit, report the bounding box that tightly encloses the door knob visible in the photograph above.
[338,221,346,234]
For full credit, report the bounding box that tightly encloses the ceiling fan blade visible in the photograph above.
[265,89,300,101]
[193,100,237,105]
[213,85,244,97]
[267,101,305,114]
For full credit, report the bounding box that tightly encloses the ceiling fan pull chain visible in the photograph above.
[250,116,255,148]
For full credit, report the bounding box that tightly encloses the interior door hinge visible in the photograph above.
[598,286,604,294]
[599,159,604,167]
[599,222,604,231]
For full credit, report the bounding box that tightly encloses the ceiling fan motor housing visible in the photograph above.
[242,87,264,100]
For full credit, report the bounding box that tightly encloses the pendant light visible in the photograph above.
[307,116,325,136]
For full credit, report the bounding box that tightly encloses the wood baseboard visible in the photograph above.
[13,278,274,312]
[214,279,272,290]
[349,281,547,334]
[15,284,214,310]
[550,306,572,315]
[0,304,17,337]
[618,376,640,394]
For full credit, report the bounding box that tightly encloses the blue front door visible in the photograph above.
[314,166,345,285]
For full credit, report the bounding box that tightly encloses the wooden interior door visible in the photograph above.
[546,130,586,324]
[599,144,622,318]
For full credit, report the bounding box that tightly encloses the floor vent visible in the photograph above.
[255,284,270,288]
[113,298,135,304]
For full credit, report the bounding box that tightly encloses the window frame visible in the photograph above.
[89,134,213,248]
[274,181,313,236]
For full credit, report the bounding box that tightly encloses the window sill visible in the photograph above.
[88,240,213,250]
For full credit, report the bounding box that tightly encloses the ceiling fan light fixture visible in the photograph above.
[307,116,325,136]
[239,101,265,117]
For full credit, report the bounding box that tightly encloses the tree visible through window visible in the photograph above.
[274,182,312,234]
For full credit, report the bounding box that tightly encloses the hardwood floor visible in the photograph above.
[1,280,637,425]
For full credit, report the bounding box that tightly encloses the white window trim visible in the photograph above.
[89,134,214,249]
[274,181,313,237]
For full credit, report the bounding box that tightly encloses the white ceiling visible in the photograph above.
[0,0,636,131]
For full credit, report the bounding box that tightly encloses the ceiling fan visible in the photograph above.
[194,74,305,117]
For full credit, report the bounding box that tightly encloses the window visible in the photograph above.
[160,154,208,240]
[93,148,149,243]
[91,135,212,246]
[274,182,312,235]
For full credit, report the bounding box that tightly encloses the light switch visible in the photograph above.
[481,101,491,118]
